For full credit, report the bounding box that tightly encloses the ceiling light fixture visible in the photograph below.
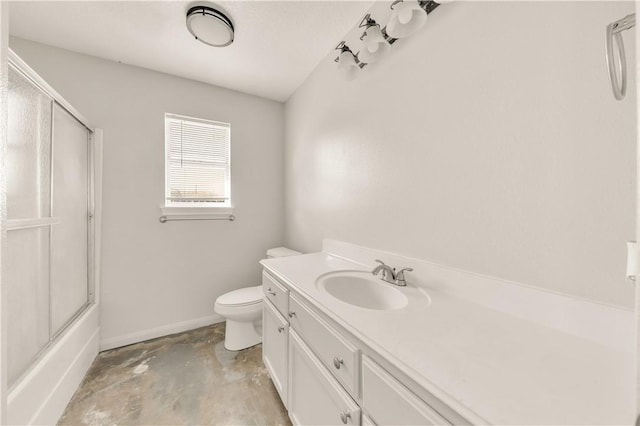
[335,41,364,81]
[358,14,391,64]
[332,0,446,79]
[386,0,428,39]
[186,5,234,47]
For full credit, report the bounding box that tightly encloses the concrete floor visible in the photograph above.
[58,323,291,425]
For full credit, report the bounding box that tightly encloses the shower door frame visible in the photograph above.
[5,49,97,387]
[635,4,640,423]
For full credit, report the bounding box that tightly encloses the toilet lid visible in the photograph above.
[216,285,263,307]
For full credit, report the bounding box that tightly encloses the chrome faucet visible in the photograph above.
[371,259,413,286]
[372,259,395,282]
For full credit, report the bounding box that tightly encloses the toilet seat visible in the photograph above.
[215,285,262,307]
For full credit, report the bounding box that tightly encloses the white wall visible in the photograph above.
[284,1,637,309]
[635,12,640,419]
[0,2,8,423]
[10,38,285,348]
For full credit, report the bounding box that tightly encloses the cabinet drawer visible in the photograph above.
[262,299,289,407]
[289,293,359,398]
[362,356,450,425]
[262,271,289,317]
[289,330,361,426]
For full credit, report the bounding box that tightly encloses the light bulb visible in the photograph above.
[387,0,427,39]
[399,8,413,24]
[337,50,359,80]
[358,25,390,64]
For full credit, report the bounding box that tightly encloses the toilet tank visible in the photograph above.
[266,247,301,259]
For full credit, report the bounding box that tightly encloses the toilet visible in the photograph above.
[214,247,301,350]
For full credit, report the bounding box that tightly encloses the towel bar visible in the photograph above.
[159,215,235,223]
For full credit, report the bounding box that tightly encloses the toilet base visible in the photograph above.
[224,318,262,351]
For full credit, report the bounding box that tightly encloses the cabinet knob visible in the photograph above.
[267,287,276,296]
[339,410,351,424]
[277,326,284,333]
[333,357,344,369]
[288,311,296,318]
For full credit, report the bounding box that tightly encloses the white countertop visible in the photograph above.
[261,252,635,425]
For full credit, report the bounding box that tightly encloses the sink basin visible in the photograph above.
[316,270,410,310]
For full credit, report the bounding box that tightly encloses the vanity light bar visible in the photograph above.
[385,0,441,42]
[334,0,444,78]
[334,41,366,69]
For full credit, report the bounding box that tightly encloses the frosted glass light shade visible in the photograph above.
[337,51,359,81]
[387,0,427,39]
[359,26,391,64]
[186,5,234,47]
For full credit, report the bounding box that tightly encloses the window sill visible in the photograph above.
[159,205,235,221]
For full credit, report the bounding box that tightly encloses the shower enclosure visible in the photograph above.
[4,52,96,390]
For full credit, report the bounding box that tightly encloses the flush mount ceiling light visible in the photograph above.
[186,5,234,47]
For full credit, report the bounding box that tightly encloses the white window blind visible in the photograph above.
[165,113,230,206]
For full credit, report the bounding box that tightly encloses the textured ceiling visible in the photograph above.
[9,1,374,102]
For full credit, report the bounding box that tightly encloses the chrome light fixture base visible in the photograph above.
[186,5,234,47]
[334,41,365,81]
[331,0,444,79]
[334,41,366,69]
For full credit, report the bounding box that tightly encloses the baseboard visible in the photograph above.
[100,314,225,351]
[8,305,99,425]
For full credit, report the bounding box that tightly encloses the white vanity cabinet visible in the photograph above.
[263,271,289,315]
[288,293,360,398]
[361,356,449,425]
[261,269,456,426]
[262,271,291,407]
[262,296,289,406]
[289,330,361,425]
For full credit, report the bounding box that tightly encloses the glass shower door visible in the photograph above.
[5,64,93,388]
[50,103,90,336]
[5,67,53,388]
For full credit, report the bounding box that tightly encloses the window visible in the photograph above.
[164,113,231,209]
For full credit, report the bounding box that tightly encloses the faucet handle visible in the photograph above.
[371,259,386,275]
[395,267,413,285]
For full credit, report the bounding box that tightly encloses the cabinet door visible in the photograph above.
[362,356,450,425]
[289,293,360,397]
[288,330,360,426]
[263,299,289,407]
